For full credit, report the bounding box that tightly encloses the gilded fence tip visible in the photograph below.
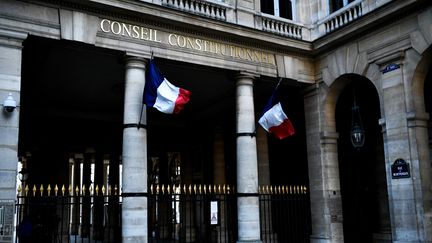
[47,184,52,196]
[95,185,99,196]
[198,184,202,194]
[102,185,106,195]
[18,184,22,194]
[55,184,59,196]
[25,185,29,196]
[161,184,165,194]
[32,185,36,196]
[227,185,231,194]
[188,184,192,194]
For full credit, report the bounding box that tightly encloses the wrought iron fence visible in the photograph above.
[15,184,310,243]
[15,184,121,243]
[148,184,237,243]
[259,185,311,243]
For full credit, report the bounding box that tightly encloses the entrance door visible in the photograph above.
[335,77,391,242]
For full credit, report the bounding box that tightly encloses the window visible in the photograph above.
[330,0,355,13]
[260,0,293,20]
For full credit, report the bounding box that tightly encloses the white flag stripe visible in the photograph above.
[258,103,288,132]
[154,78,180,113]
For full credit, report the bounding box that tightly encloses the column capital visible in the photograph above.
[0,29,27,49]
[234,71,259,84]
[124,56,147,70]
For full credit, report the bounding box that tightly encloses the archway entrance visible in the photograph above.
[424,61,432,170]
[335,76,391,242]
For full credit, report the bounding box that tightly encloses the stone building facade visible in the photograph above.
[0,0,431,242]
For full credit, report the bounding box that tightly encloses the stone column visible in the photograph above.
[379,60,431,242]
[93,151,104,240]
[80,149,93,237]
[122,57,148,243]
[71,154,82,235]
[235,72,261,243]
[304,84,344,243]
[106,152,121,242]
[0,29,26,243]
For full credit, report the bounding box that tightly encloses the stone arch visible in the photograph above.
[320,42,369,87]
[322,73,381,134]
[411,47,432,115]
[409,44,432,241]
[331,73,389,242]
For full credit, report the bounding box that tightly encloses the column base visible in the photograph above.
[310,235,338,243]
[236,241,262,243]
[373,232,392,243]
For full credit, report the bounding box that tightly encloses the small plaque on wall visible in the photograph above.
[391,158,410,179]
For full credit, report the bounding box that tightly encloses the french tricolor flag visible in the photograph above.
[258,93,295,140]
[144,60,191,114]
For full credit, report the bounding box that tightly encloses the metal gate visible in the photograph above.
[15,184,310,242]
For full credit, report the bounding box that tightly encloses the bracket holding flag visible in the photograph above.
[258,78,295,140]
[144,59,192,114]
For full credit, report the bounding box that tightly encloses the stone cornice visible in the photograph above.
[23,0,312,56]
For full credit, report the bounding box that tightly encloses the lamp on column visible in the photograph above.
[2,93,17,113]
[350,89,365,149]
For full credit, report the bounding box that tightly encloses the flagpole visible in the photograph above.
[274,77,283,94]
[137,52,154,130]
